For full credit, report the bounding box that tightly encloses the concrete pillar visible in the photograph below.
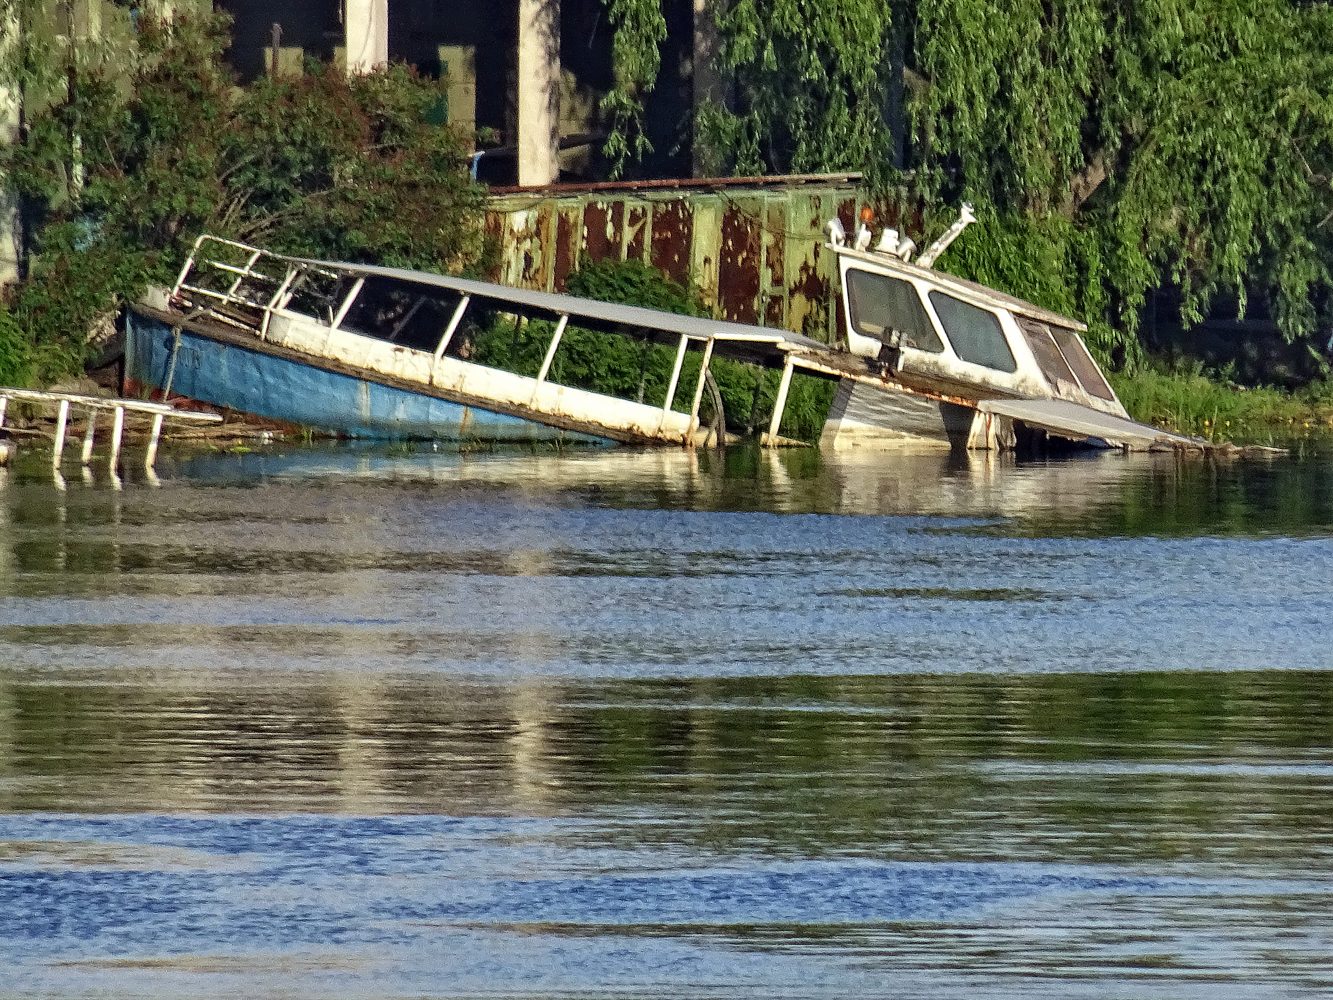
[516,0,560,187]
[692,0,725,176]
[345,0,389,76]
[0,7,20,286]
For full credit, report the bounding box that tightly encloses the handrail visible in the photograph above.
[0,387,222,472]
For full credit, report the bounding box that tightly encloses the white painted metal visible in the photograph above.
[662,334,689,415]
[52,400,69,465]
[917,203,977,268]
[686,338,716,444]
[330,277,366,331]
[0,388,219,421]
[145,413,165,468]
[763,355,796,447]
[159,235,1190,453]
[978,398,1198,450]
[224,249,265,297]
[535,314,570,385]
[109,406,124,469]
[80,415,96,464]
[0,388,217,469]
[433,295,472,362]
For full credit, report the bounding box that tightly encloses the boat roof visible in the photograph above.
[979,398,1195,449]
[832,246,1089,333]
[298,257,831,353]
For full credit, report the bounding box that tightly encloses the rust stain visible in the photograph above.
[553,209,578,292]
[764,200,785,289]
[486,176,864,335]
[519,204,552,287]
[718,201,761,324]
[580,200,624,266]
[624,204,649,261]
[790,258,832,341]
[649,200,692,286]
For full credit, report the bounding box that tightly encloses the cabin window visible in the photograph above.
[1017,318,1080,390]
[1049,325,1116,401]
[846,270,944,353]
[927,292,1017,373]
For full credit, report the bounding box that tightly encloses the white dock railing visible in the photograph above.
[0,387,222,470]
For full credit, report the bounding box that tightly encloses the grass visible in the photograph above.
[1110,361,1333,444]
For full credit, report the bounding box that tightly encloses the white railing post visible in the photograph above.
[224,248,265,298]
[261,265,300,341]
[330,277,366,331]
[685,337,715,446]
[433,295,472,363]
[109,405,125,470]
[0,395,7,429]
[662,334,689,416]
[535,314,569,384]
[171,235,209,296]
[52,399,69,465]
[762,354,796,447]
[145,413,165,468]
[80,414,97,464]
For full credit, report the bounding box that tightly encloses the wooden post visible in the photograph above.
[52,399,69,465]
[145,413,164,468]
[685,338,715,446]
[763,354,796,447]
[80,412,96,464]
[109,405,124,470]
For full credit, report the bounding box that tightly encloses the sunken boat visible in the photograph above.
[125,215,1199,452]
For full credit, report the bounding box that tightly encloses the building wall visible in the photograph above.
[485,175,862,344]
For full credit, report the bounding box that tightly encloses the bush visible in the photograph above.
[0,11,490,386]
[473,259,836,441]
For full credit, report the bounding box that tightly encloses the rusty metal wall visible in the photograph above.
[484,175,862,345]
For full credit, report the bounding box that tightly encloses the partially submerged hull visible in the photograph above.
[819,380,1016,450]
[125,310,611,445]
[135,233,1207,453]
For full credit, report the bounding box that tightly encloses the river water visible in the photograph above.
[1,443,1332,999]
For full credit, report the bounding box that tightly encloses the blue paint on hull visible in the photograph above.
[126,312,611,444]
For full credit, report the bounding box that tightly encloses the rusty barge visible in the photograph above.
[124,217,1200,453]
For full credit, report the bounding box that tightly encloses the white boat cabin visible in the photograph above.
[828,208,1129,422]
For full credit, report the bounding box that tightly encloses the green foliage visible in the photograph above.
[0,305,30,386]
[474,258,834,441]
[606,1,1333,370]
[600,0,668,176]
[1110,362,1333,443]
[696,0,893,176]
[0,10,489,386]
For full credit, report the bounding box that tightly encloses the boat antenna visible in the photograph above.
[917,203,976,269]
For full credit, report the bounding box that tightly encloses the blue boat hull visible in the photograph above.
[125,312,611,444]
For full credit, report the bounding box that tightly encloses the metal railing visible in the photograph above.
[0,387,222,472]
[171,235,345,339]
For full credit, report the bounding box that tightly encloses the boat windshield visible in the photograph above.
[1049,324,1116,401]
[927,291,1017,373]
[846,270,943,353]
